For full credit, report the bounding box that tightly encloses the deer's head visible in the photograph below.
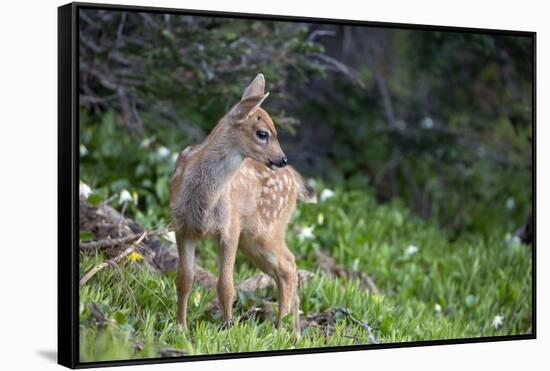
[223,74,288,169]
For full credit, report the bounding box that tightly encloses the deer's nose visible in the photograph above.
[279,156,288,167]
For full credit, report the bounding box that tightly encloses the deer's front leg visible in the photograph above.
[217,227,240,328]
[176,233,196,330]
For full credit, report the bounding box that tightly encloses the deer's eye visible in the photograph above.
[256,130,269,141]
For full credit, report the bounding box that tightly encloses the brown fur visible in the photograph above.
[169,74,313,335]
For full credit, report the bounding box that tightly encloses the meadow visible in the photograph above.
[79,181,532,361]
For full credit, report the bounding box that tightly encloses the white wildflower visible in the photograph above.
[164,231,177,244]
[493,314,504,329]
[505,233,521,248]
[421,117,434,129]
[297,225,315,242]
[306,178,317,189]
[405,245,419,256]
[317,213,324,225]
[319,189,335,202]
[79,181,92,199]
[157,146,170,158]
[505,197,515,210]
[119,189,133,205]
[140,137,154,148]
[434,304,442,313]
[80,144,88,156]
[171,152,179,163]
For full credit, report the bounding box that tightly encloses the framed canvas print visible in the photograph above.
[58,2,536,368]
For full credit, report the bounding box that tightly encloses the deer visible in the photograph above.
[169,73,316,337]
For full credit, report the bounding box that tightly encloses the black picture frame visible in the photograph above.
[58,2,536,368]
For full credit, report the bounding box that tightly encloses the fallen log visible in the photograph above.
[79,197,177,273]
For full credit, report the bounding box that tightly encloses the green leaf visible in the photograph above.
[161,29,175,41]
[87,193,103,206]
[225,31,237,41]
[87,187,109,206]
[79,230,94,242]
[113,311,127,325]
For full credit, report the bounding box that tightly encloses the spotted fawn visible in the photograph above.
[169,73,315,335]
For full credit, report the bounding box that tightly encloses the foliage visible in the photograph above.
[79,186,532,361]
[294,30,532,235]
[79,10,533,235]
[80,110,176,227]
[80,9,326,137]
[78,9,533,363]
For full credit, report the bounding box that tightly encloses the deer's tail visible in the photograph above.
[289,167,317,204]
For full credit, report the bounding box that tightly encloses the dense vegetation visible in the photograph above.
[78,9,533,362]
[79,184,532,360]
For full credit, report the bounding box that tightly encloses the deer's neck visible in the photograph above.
[194,144,242,197]
[180,132,242,234]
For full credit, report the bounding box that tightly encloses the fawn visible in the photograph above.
[169,73,315,336]
[170,74,315,336]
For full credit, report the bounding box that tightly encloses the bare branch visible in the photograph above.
[312,53,365,87]
[307,29,336,42]
[80,231,148,287]
[80,232,144,252]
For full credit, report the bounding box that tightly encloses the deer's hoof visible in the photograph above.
[177,323,187,331]
[219,319,233,330]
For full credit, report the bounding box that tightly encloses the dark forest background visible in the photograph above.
[79,9,533,239]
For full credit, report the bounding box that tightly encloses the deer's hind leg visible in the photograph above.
[239,235,300,336]
[274,242,300,335]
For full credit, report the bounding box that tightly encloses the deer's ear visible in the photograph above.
[242,73,265,100]
[230,92,269,123]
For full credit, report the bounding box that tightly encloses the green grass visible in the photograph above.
[79,186,532,362]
